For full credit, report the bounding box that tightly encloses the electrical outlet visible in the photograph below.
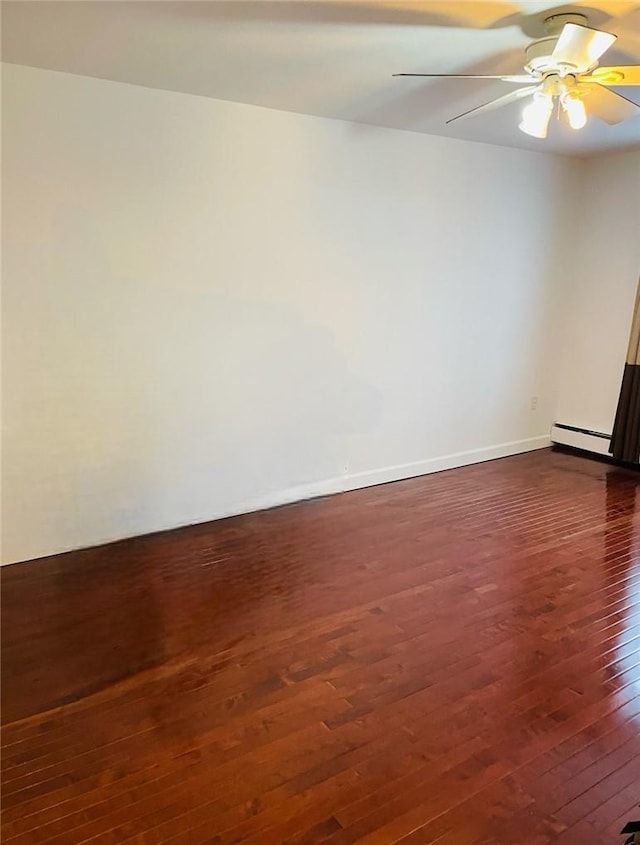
[530,396,538,411]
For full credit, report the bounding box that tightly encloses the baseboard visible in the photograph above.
[344,435,551,491]
[1,435,550,566]
[152,435,551,524]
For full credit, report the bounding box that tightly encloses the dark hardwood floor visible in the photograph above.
[2,448,640,844]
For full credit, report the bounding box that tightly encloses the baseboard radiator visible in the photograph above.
[551,423,611,457]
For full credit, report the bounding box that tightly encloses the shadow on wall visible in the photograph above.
[122,292,383,528]
[2,282,382,565]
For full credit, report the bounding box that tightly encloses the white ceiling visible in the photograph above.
[2,0,640,155]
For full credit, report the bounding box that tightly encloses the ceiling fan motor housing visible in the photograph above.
[525,37,561,74]
[525,13,591,76]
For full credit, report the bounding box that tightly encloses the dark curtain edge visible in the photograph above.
[610,363,640,464]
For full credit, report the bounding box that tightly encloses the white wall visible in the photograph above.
[2,63,577,564]
[553,149,640,436]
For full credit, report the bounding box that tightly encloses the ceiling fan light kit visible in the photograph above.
[519,92,554,138]
[562,90,587,130]
[394,12,640,141]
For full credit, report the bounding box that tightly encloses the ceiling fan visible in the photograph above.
[394,13,640,138]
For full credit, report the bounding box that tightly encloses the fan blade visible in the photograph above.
[587,65,640,86]
[393,73,533,83]
[583,83,640,124]
[552,23,617,72]
[446,86,539,124]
